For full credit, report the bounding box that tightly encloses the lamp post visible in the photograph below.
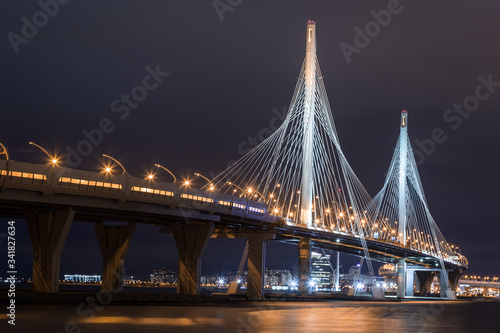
[29,142,58,164]
[247,187,265,202]
[0,142,9,161]
[226,181,245,196]
[194,172,214,190]
[154,164,176,183]
[103,154,125,175]
[103,154,128,194]
[29,142,59,191]
[0,142,9,192]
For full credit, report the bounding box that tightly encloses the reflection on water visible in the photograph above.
[2,300,498,333]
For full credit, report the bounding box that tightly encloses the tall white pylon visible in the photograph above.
[300,21,317,227]
[210,21,376,250]
[398,110,408,246]
[208,21,466,271]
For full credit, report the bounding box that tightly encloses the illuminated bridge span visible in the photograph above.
[0,21,466,300]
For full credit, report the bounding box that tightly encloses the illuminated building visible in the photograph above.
[311,251,332,290]
[64,274,101,283]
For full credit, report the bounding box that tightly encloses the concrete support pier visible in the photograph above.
[246,232,276,301]
[406,268,415,297]
[298,237,311,295]
[439,269,457,299]
[25,208,75,292]
[171,223,213,295]
[95,222,136,293]
[396,258,406,299]
[416,271,436,297]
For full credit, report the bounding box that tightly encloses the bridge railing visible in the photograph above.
[0,160,467,268]
[0,160,279,223]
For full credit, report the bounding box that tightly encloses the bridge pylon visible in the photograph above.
[171,222,214,296]
[25,208,75,293]
[95,222,136,293]
[373,110,465,299]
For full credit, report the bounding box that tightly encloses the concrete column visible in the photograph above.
[405,269,414,297]
[396,258,406,299]
[171,223,213,295]
[440,269,449,298]
[95,222,136,293]
[439,269,458,299]
[415,273,421,294]
[25,208,75,292]
[448,269,461,292]
[416,271,435,297]
[298,237,311,295]
[246,232,276,301]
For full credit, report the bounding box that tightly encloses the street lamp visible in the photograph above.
[194,172,215,190]
[226,181,245,196]
[102,154,126,175]
[29,141,58,164]
[154,164,176,183]
[0,142,9,192]
[247,187,265,201]
[102,154,128,194]
[0,142,9,161]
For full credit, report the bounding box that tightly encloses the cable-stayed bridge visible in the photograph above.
[0,21,466,300]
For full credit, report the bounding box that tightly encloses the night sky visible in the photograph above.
[1,0,499,280]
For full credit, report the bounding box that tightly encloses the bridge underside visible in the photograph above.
[0,188,463,272]
[274,227,463,271]
[0,188,465,299]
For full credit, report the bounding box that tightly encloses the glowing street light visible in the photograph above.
[247,187,265,201]
[194,172,215,190]
[0,142,8,161]
[29,141,58,164]
[102,154,126,175]
[226,181,245,195]
[0,142,9,192]
[154,164,177,183]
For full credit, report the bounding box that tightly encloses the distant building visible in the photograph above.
[227,270,248,285]
[378,264,397,278]
[311,251,332,290]
[150,268,177,284]
[264,269,294,287]
[64,274,101,283]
